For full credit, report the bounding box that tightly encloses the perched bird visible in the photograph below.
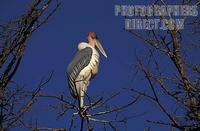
[67,32,107,108]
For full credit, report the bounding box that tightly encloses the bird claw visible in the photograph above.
[79,106,88,117]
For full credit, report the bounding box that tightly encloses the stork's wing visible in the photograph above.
[67,47,93,97]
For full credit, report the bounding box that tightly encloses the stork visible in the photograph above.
[67,32,107,109]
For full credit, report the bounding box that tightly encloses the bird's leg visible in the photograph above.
[79,89,88,118]
[79,90,88,117]
[75,77,85,110]
[79,85,84,109]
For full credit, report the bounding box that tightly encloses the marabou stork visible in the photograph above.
[67,32,107,109]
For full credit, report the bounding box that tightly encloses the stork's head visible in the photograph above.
[87,32,107,58]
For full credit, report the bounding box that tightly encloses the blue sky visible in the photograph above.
[1,0,194,130]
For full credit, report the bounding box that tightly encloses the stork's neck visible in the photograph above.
[88,42,96,47]
[78,42,95,50]
[88,39,96,47]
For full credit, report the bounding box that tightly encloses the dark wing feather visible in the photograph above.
[67,47,93,97]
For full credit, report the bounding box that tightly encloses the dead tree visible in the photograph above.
[126,0,200,130]
[0,0,60,130]
[35,85,139,131]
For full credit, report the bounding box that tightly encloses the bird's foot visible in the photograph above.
[79,106,88,117]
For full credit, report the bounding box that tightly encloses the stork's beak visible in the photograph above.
[95,40,107,58]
